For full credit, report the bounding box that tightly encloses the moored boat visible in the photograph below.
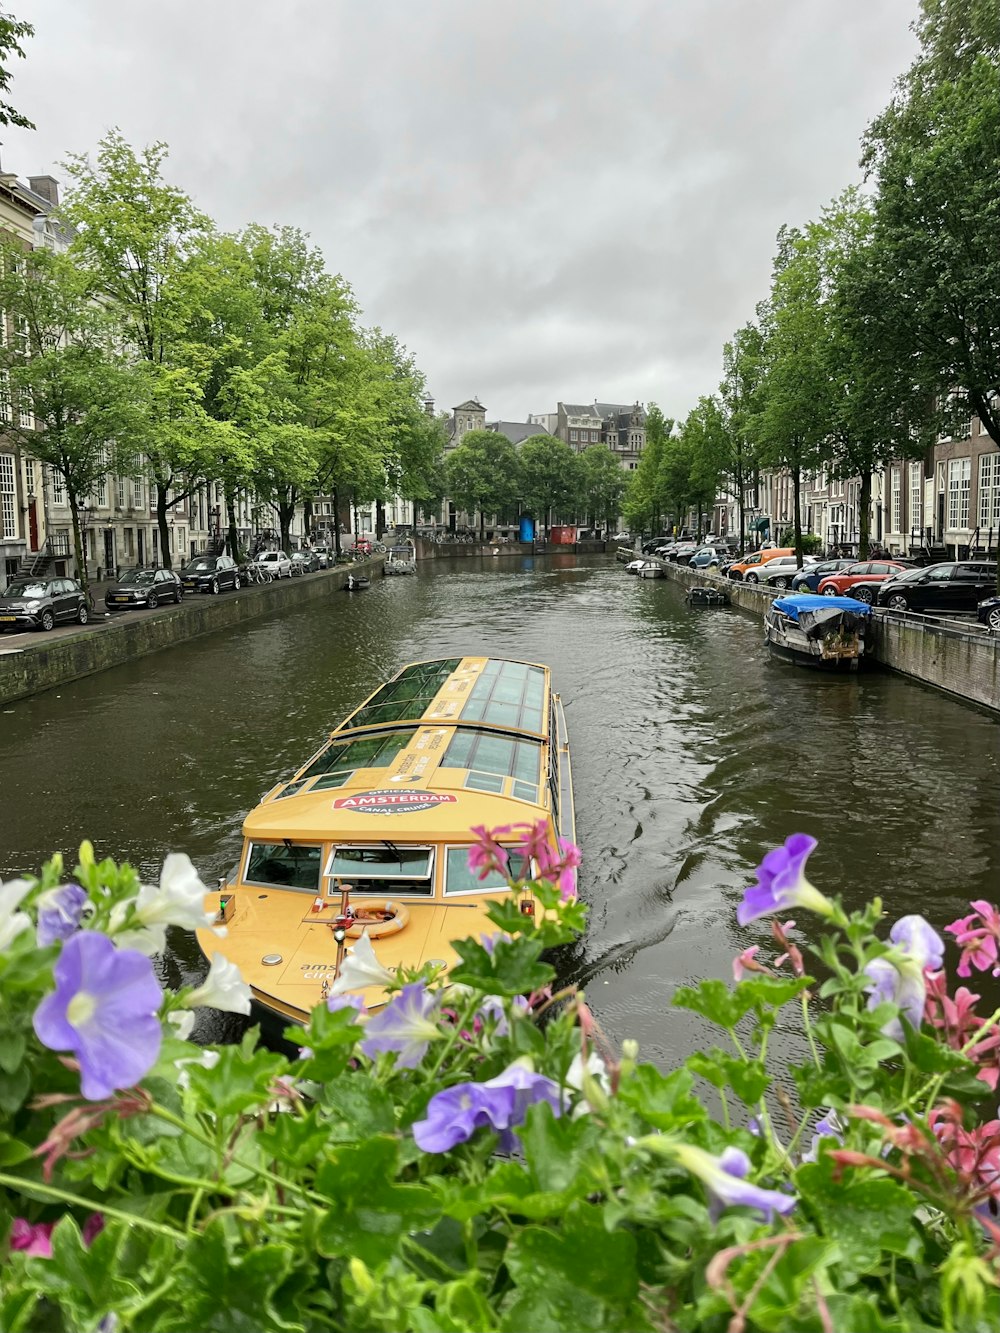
[196,656,575,1030]
[384,544,417,575]
[342,573,371,591]
[687,586,730,607]
[764,593,872,671]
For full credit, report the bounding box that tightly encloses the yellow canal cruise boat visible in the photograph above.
[197,656,575,1029]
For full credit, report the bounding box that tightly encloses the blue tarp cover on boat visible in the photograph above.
[772,593,872,621]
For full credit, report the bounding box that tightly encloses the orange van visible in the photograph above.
[727,547,795,582]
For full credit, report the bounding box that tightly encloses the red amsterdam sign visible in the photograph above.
[333,789,458,815]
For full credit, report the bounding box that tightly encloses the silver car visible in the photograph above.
[755,556,819,589]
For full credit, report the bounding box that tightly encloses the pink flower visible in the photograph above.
[535,836,582,900]
[945,901,1000,978]
[10,1219,54,1257]
[467,825,515,881]
[924,972,1000,1090]
[732,946,768,981]
[513,819,554,867]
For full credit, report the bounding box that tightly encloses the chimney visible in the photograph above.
[28,175,59,206]
[424,398,434,417]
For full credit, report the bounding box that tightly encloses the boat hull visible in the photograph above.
[764,632,861,671]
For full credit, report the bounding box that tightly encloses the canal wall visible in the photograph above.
[414,539,608,559]
[651,558,1000,713]
[0,559,382,707]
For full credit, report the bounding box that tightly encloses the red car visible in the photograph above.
[816,559,914,604]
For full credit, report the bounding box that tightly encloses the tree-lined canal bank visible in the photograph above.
[2,554,997,1061]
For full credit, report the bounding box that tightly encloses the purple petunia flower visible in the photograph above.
[37,883,89,948]
[673,1143,797,1222]
[737,835,833,927]
[360,981,441,1068]
[478,993,529,1038]
[327,993,365,1017]
[801,1109,845,1163]
[413,1059,562,1153]
[864,914,944,1040]
[33,932,163,1100]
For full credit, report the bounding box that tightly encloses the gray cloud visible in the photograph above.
[7,0,919,420]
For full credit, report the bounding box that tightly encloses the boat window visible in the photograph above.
[444,846,532,895]
[441,730,540,781]
[245,843,323,892]
[273,778,310,801]
[311,772,354,790]
[300,729,414,779]
[512,779,538,802]
[465,771,505,793]
[325,845,434,896]
[460,661,546,733]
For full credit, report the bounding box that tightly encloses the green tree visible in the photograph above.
[62,131,214,567]
[751,230,834,566]
[517,434,583,535]
[719,324,765,551]
[623,404,674,535]
[445,430,521,540]
[0,243,140,589]
[683,395,729,538]
[864,6,1000,580]
[0,9,34,129]
[579,444,627,535]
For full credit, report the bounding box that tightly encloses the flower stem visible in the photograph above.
[0,1170,184,1240]
[801,993,822,1070]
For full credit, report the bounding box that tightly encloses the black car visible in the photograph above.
[105,567,184,611]
[875,561,998,615]
[0,576,91,632]
[180,554,241,594]
[290,550,320,575]
[978,595,1000,632]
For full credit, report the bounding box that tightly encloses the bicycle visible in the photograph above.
[244,564,272,586]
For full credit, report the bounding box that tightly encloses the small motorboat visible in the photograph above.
[686,586,729,607]
[764,593,872,671]
[343,574,371,591]
[384,545,417,575]
[637,561,664,579]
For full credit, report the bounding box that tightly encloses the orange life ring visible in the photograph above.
[345,899,410,939]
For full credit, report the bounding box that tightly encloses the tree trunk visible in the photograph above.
[278,488,295,554]
[479,505,486,542]
[303,497,314,541]
[376,500,386,537]
[858,468,872,560]
[736,459,746,554]
[68,492,87,592]
[792,463,804,567]
[155,483,171,570]
[225,487,239,560]
[333,488,342,556]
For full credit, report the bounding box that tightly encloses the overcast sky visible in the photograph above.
[8,0,920,423]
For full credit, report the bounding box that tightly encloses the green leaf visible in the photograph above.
[617,1064,706,1131]
[903,1026,975,1075]
[449,934,553,997]
[797,1158,916,1260]
[185,1032,286,1118]
[687,1049,771,1104]
[520,1102,601,1195]
[319,1072,395,1140]
[0,1029,26,1073]
[0,1066,30,1114]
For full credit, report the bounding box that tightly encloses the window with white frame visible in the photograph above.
[0,368,10,424]
[17,385,32,430]
[0,308,7,346]
[909,462,922,532]
[13,315,28,358]
[947,458,971,529]
[0,452,16,539]
[979,452,1000,531]
[50,468,65,505]
[890,468,902,533]
[117,475,126,508]
[132,475,142,508]
[569,430,578,441]
[95,473,107,507]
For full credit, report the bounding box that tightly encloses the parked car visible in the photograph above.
[787,558,858,593]
[253,550,292,579]
[757,556,820,589]
[671,542,701,564]
[291,551,320,575]
[816,560,914,603]
[978,594,1000,632]
[727,548,795,582]
[310,547,332,569]
[875,562,998,615]
[690,545,738,571]
[180,554,241,595]
[641,538,669,555]
[0,576,90,632]
[105,567,184,610]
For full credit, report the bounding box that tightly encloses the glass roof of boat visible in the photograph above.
[339,658,548,734]
[459,659,546,733]
[344,659,462,728]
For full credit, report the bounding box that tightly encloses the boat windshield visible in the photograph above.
[325,844,435,896]
[245,842,323,892]
[444,847,532,895]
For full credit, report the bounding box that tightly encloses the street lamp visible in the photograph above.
[105,518,115,581]
[78,499,91,579]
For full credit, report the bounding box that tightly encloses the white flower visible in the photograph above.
[117,854,215,956]
[566,1050,611,1117]
[175,1047,220,1091]
[185,954,252,1015]
[327,930,394,997]
[0,877,33,951]
[167,1010,196,1040]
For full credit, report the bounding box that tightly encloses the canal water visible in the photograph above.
[2,555,998,1059]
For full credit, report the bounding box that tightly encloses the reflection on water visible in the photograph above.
[2,556,998,1057]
